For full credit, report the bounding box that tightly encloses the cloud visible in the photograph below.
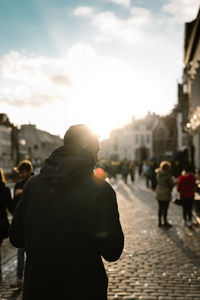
[163,0,200,22]
[0,51,73,107]
[74,6,94,17]
[1,51,72,86]
[105,0,131,8]
[50,75,72,86]
[90,7,152,43]
[0,90,67,108]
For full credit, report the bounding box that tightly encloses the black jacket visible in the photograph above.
[0,183,12,242]
[9,146,124,300]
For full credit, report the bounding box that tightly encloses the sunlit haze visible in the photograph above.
[0,0,199,140]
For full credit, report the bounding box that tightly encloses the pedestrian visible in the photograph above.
[150,161,158,190]
[0,168,13,281]
[138,161,143,177]
[129,161,136,183]
[121,160,129,183]
[10,160,33,289]
[145,162,153,188]
[177,166,196,227]
[9,124,124,300]
[155,161,173,227]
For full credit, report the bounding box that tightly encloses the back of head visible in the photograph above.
[183,165,193,174]
[64,124,99,153]
[160,161,171,171]
[15,160,33,173]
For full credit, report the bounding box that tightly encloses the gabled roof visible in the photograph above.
[21,124,62,146]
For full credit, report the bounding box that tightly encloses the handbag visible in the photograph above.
[171,188,183,206]
[173,198,183,206]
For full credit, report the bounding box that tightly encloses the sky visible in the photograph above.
[0,0,200,140]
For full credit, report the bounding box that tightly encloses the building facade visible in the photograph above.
[0,114,18,174]
[153,115,178,163]
[19,124,62,166]
[182,8,200,168]
[100,113,158,162]
[0,113,63,174]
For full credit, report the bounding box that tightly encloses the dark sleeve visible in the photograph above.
[9,182,30,248]
[5,187,13,214]
[12,182,22,212]
[95,184,124,262]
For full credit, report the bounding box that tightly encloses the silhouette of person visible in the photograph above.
[0,168,12,281]
[10,160,33,290]
[9,124,124,300]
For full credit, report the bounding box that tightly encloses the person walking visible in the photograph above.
[121,160,129,184]
[10,160,33,289]
[129,161,136,183]
[9,124,124,300]
[177,166,196,227]
[0,168,13,281]
[156,161,173,227]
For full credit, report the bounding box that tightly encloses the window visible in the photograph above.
[113,143,118,150]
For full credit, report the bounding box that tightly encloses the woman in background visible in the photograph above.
[156,161,173,227]
[0,168,13,280]
[177,166,196,227]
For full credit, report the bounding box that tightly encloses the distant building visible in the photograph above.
[19,124,62,166]
[177,84,193,167]
[153,115,177,162]
[100,113,159,162]
[99,138,110,160]
[0,114,63,174]
[0,114,15,174]
[181,7,200,168]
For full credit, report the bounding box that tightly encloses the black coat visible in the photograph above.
[9,146,124,300]
[0,183,12,243]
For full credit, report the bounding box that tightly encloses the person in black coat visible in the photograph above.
[0,168,12,280]
[9,124,124,300]
[10,160,33,289]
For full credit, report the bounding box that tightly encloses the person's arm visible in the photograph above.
[176,176,181,192]
[5,187,13,214]
[95,184,124,262]
[9,182,30,248]
[12,182,23,212]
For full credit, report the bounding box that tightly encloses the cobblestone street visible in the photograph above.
[106,177,200,300]
[1,176,200,299]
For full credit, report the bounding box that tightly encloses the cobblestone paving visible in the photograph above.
[1,177,200,299]
[106,177,200,300]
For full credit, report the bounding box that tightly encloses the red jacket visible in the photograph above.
[177,174,196,199]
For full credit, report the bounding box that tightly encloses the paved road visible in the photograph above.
[1,176,200,299]
[106,176,200,300]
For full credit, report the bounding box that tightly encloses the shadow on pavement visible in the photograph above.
[162,225,200,266]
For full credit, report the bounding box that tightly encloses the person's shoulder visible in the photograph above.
[23,174,41,191]
[0,183,9,192]
[26,174,40,185]
[14,180,23,189]
[189,174,196,181]
[92,174,115,195]
[5,185,10,192]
